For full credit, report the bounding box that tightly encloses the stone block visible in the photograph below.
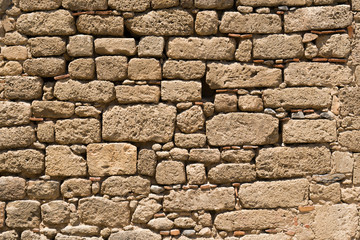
[148,217,174,230]
[238,95,264,112]
[0,202,3,228]
[186,164,206,185]
[29,37,66,57]
[208,164,256,184]
[195,11,218,35]
[55,118,100,144]
[189,148,221,165]
[237,0,306,6]
[0,150,44,175]
[1,46,27,60]
[27,181,60,200]
[62,0,108,10]
[77,15,124,36]
[332,151,354,174]
[138,149,157,176]
[101,176,150,196]
[339,131,360,152]
[109,0,150,11]
[240,234,292,240]
[24,58,66,77]
[115,85,160,104]
[94,38,136,56]
[339,87,360,116]
[221,149,255,163]
[32,101,74,119]
[67,35,94,57]
[235,39,252,62]
[151,0,179,9]
[161,80,202,102]
[109,230,161,240]
[41,201,70,226]
[37,121,55,143]
[3,76,42,100]
[174,133,207,148]
[6,200,40,228]
[128,58,161,80]
[170,148,189,161]
[155,161,186,185]
[214,93,238,112]
[19,0,62,11]
[0,231,17,240]
[0,176,26,201]
[69,58,95,80]
[177,106,205,133]
[132,198,162,224]
[0,126,35,150]
[310,183,341,204]
[0,101,30,127]
[195,0,233,9]
[316,34,351,58]
[61,179,92,198]
[163,60,206,80]
[96,56,127,81]
[0,61,22,76]
[138,36,165,57]
[3,32,28,46]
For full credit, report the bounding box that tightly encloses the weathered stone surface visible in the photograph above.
[17,10,76,36]
[62,0,108,10]
[332,151,353,174]
[237,0,306,6]
[132,198,162,223]
[316,34,351,58]
[24,58,66,77]
[0,231,17,240]
[284,5,353,32]
[206,113,279,146]
[29,37,66,57]
[239,179,308,208]
[339,87,360,116]
[19,0,62,11]
[6,200,40,228]
[55,118,101,144]
[188,149,220,165]
[138,36,165,57]
[128,58,161,80]
[87,143,137,176]
[96,56,128,81]
[61,179,92,198]
[45,145,87,177]
[54,234,102,240]
[0,101,30,127]
[3,32,28,46]
[177,106,205,133]
[161,81,202,102]
[164,187,235,211]
[109,0,150,11]
[215,93,238,113]
[195,0,233,9]
[263,87,331,109]
[238,95,264,112]
[109,229,161,240]
[0,177,26,200]
[0,150,44,175]
[27,181,60,200]
[151,0,179,9]
[220,13,281,34]
[186,164,206,184]
[256,146,331,179]
[208,164,256,184]
[116,85,160,104]
[32,101,74,119]
[126,10,193,36]
[77,15,124,36]
[95,38,136,56]
[103,104,176,143]
[0,202,4,228]
[253,34,304,59]
[341,187,360,203]
[67,35,94,57]
[138,149,157,176]
[339,131,360,152]
[206,63,281,89]
[214,209,294,231]
[69,58,95,80]
[341,117,360,130]
[60,225,100,237]
[240,234,291,240]
[37,121,55,143]
[167,37,236,60]
[3,76,43,100]
[310,183,341,204]
[235,39,252,62]
[163,60,206,80]
[285,62,353,87]
[148,217,174,230]
[221,150,255,163]
[1,46,28,60]
[195,11,218,35]
[0,61,23,76]
[54,80,115,103]
[175,133,206,148]
[155,161,186,185]
[79,197,130,227]
[41,201,70,226]
[0,126,36,150]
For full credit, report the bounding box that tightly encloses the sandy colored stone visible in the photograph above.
[339,87,360,116]
[79,197,130,227]
[101,176,150,197]
[0,126,35,150]
[128,58,161,80]
[239,179,308,208]
[41,200,70,226]
[164,187,235,211]
[69,58,95,80]
[152,0,179,8]
[3,32,28,46]
[55,118,100,144]
[341,117,360,130]
[316,34,350,58]
[75,106,101,118]
[109,0,149,11]
[109,230,161,240]
[94,38,136,56]
[116,85,160,104]
[1,46,27,60]
[138,149,157,177]
[206,113,279,146]
[0,176,25,201]
[238,95,263,112]
[256,146,331,179]
[215,93,238,112]
[61,179,92,198]
[27,181,60,200]
[0,149,44,175]
[220,12,281,34]
[3,76,42,100]
[6,200,40,228]
[341,187,360,203]
[353,154,360,184]
[0,61,22,76]
[0,231,17,240]
[195,11,218,35]
[17,10,76,36]
[24,58,65,77]
[148,217,174,230]
[163,60,206,80]
[208,163,256,184]
[96,56,127,81]
[54,79,115,103]
[62,0,107,10]
[285,62,353,87]
[339,131,360,152]
[67,35,94,57]
[37,121,55,143]
[161,80,201,102]
[195,0,233,9]
[0,101,30,127]
[60,225,100,237]
[126,9,193,36]
[177,106,204,133]
[221,149,255,163]
[332,151,353,174]
[77,15,124,36]
[237,0,306,6]
[32,101,74,119]
[263,87,331,109]
[310,183,341,204]
[206,63,281,89]
[174,217,196,229]
[29,37,66,57]
[283,120,337,144]
[0,202,3,228]
[284,5,353,32]
[138,36,165,57]
[87,143,137,176]
[174,133,207,148]
[186,164,206,185]
[132,198,162,223]
[54,234,102,240]
[241,234,291,240]
[19,0,61,11]
[235,39,252,62]
[188,149,221,165]
[253,34,304,59]
[156,161,186,185]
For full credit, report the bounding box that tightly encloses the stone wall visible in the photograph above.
[0,0,359,239]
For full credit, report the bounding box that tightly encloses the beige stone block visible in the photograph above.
[37,121,55,143]
[27,181,59,200]
[256,146,331,179]
[96,56,127,81]
[208,163,256,184]
[161,80,202,102]
[310,183,341,204]
[189,148,220,165]
[0,201,4,228]
[61,179,92,198]
[69,58,95,80]
[101,176,150,196]
[0,231,17,240]
[148,217,174,230]
[128,58,161,81]
[94,38,136,56]
[116,85,160,104]
[163,60,206,80]
[316,34,350,58]
[195,11,218,35]
[138,36,165,58]
[32,101,74,119]
[332,151,353,174]
[177,106,205,133]
[41,200,70,226]
[109,0,150,11]
[138,149,157,176]
[132,198,162,224]
[3,32,28,46]
[0,176,26,201]
[151,0,179,8]
[75,106,101,118]
[221,149,255,163]
[341,116,360,130]
[339,131,360,152]
[0,61,22,76]
[156,161,186,185]
[339,87,360,116]
[206,113,279,146]
[62,0,107,10]
[0,101,30,127]
[238,95,263,112]
[19,0,61,11]
[0,150,44,176]
[126,9,193,35]
[55,118,100,144]
[194,0,233,9]
[1,46,27,60]
[29,37,66,57]
[235,39,252,62]
[17,10,76,36]
[206,62,281,89]
[170,147,189,161]
[3,76,42,100]
[0,126,35,150]
[24,58,65,77]
[77,15,124,36]
[87,143,137,176]
[109,230,161,240]
[214,93,238,112]
[67,35,94,57]
[6,200,40,228]
[341,187,360,203]
[238,0,306,5]
[186,164,206,185]
[174,133,206,148]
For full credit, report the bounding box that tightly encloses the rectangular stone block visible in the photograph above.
[161,81,202,102]
[94,38,136,56]
[3,76,43,100]
[220,12,282,34]
[239,179,309,208]
[55,118,101,144]
[0,101,30,127]
[206,113,279,146]
[5,200,40,228]
[237,0,306,6]
[163,60,206,80]
[0,202,4,227]
[27,180,60,200]
[67,35,94,57]
[0,126,35,150]
[1,46,28,60]
[208,163,256,184]
[341,117,360,130]
[37,121,55,143]
[0,150,44,176]
[163,187,235,211]
[69,58,95,80]
[256,146,331,179]
[54,80,115,103]
[96,56,128,81]
[62,0,108,10]
[87,143,137,176]
[339,87,360,116]
[20,0,62,11]
[101,176,150,196]
[77,15,124,36]
[263,87,331,109]
[103,104,176,143]
[353,154,360,184]
[285,62,353,87]
[24,58,66,77]
[189,149,221,165]
[253,34,304,59]
[339,131,360,152]
[283,120,337,144]
[221,149,255,163]
[206,63,282,89]
[317,34,350,58]
[195,0,233,9]
[32,101,74,119]
[174,133,207,148]
[284,5,352,32]
[29,37,66,57]
[0,177,26,201]
[128,58,161,80]
[109,0,150,11]
[115,85,160,104]
[167,37,236,60]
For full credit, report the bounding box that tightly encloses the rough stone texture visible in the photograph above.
[332,151,353,174]
[24,58,66,77]
[175,133,207,148]
[96,56,128,81]
[41,201,70,226]
[1,46,28,60]
[62,0,108,10]
[27,181,60,200]
[128,58,161,80]
[188,149,221,165]
[109,230,161,240]
[195,0,233,9]
[67,35,94,57]
[0,177,26,200]
[177,106,205,133]
[238,95,264,112]
[239,179,309,208]
[138,149,157,176]
[310,183,341,203]
[161,81,202,102]
[237,0,306,6]
[316,34,351,58]
[103,104,176,143]
[69,58,95,80]
[61,179,92,199]
[0,150,44,175]
[163,188,235,211]
[32,101,74,119]
[0,126,36,150]
[206,113,279,146]
[256,146,331,179]
[77,15,124,36]
[29,37,66,57]
[116,85,160,104]
[208,164,256,184]
[155,161,186,185]
[0,101,30,127]
[206,63,281,89]
[6,200,40,228]
[195,11,218,35]
[138,36,165,57]
[109,0,150,11]
[186,164,206,184]
[339,87,360,116]
[163,60,206,80]
[215,93,238,112]
[235,39,252,62]
[152,0,179,9]
[221,150,255,163]
[0,202,4,228]
[132,198,162,223]
[37,121,55,143]
[19,0,62,11]
[125,10,193,36]
[101,176,150,196]
[148,217,174,230]
[94,38,136,56]
[339,131,360,152]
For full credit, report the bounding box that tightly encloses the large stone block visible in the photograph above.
[19,0,62,11]
[163,60,206,80]
[339,131,360,152]
[239,179,309,208]
[283,120,337,144]
[87,143,137,176]
[101,176,150,196]
[167,37,236,60]
[24,58,66,77]
[256,146,331,179]
[29,37,66,57]
[208,164,256,184]
[285,62,353,87]
[32,101,74,119]
[339,87,360,116]
[125,10,193,36]
[6,201,40,228]
[206,63,282,89]
[103,104,176,143]
[0,126,35,150]
[263,87,331,109]
[163,187,235,211]
[161,81,202,102]
[220,13,281,34]
[62,0,108,10]
[316,34,351,58]
[0,177,26,201]
[206,113,279,146]
[2,76,43,100]
[54,80,115,103]
[17,10,76,36]
[0,102,30,127]
[0,150,44,175]
[116,85,160,104]
[237,0,306,6]
[77,15,124,36]
[284,5,352,32]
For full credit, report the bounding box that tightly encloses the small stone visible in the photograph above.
[161,81,202,102]
[303,33,318,43]
[128,58,161,80]
[0,176,26,201]
[151,185,164,194]
[174,133,207,148]
[27,181,60,200]
[187,164,206,185]
[76,15,124,36]
[235,39,252,62]
[6,200,40,228]
[170,148,189,161]
[62,0,108,10]
[24,58,66,77]
[237,6,253,13]
[177,106,205,133]
[189,149,221,165]
[3,31,27,46]
[148,217,174,230]
[116,85,160,104]
[75,106,101,118]
[215,93,238,113]
[101,176,150,196]
[163,60,206,80]
[238,95,263,112]
[132,198,162,223]
[208,164,256,184]
[256,7,271,13]
[138,149,157,177]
